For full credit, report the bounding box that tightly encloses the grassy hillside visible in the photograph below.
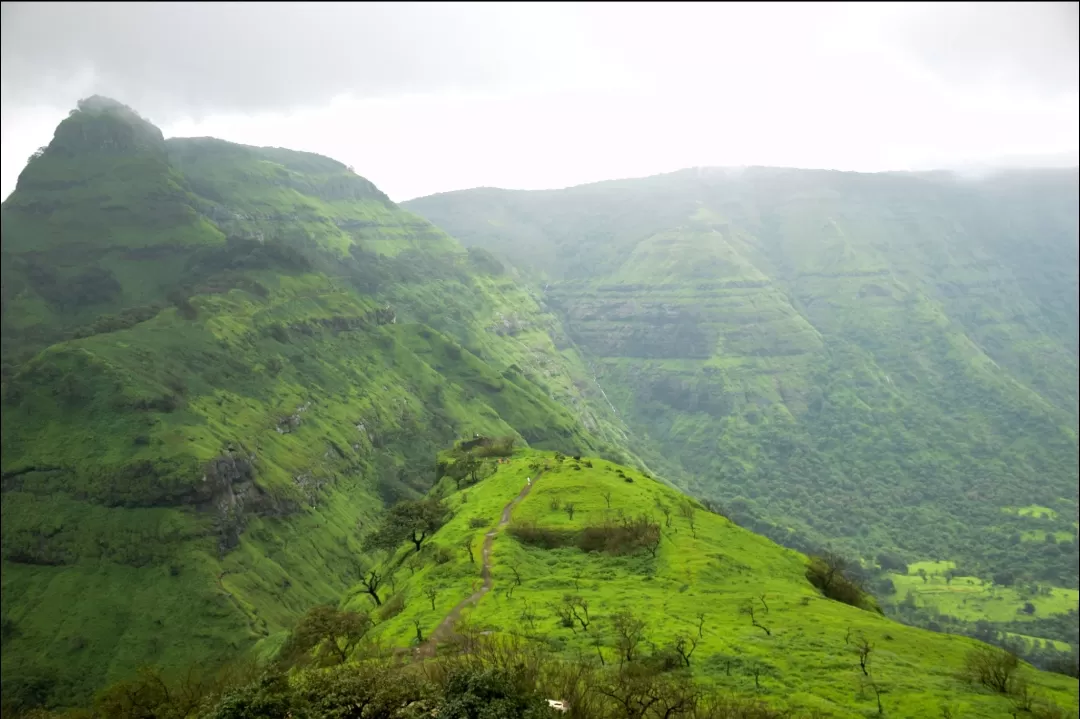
[404,168,1080,651]
[348,450,1078,718]
[20,449,1077,718]
[0,98,639,711]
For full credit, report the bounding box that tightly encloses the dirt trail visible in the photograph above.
[416,470,543,658]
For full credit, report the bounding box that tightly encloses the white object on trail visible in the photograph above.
[527,477,532,486]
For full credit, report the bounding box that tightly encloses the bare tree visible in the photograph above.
[963,645,1020,694]
[845,629,873,677]
[696,612,707,639]
[360,568,383,607]
[591,633,607,666]
[404,555,420,577]
[660,504,673,529]
[424,586,438,610]
[551,601,577,632]
[673,633,699,667]
[413,618,424,644]
[741,601,771,636]
[565,502,576,521]
[603,490,613,509]
[564,594,591,632]
[519,599,538,631]
[594,664,699,719]
[645,523,662,559]
[505,565,523,599]
[847,628,885,714]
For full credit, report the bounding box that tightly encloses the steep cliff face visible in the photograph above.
[404,167,1080,582]
[0,99,638,708]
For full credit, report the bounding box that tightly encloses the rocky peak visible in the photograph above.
[46,95,166,158]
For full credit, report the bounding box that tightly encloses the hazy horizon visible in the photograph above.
[3,2,1077,202]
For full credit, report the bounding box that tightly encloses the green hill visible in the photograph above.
[403,168,1080,650]
[345,450,1078,718]
[0,98,639,710]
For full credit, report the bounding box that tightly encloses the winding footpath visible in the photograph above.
[416,470,543,658]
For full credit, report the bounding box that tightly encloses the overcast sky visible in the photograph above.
[2,2,1077,201]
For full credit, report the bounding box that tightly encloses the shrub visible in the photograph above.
[509,517,661,557]
[378,593,407,622]
[469,517,489,529]
[507,522,576,549]
[806,552,870,609]
[472,436,516,458]
[578,516,660,556]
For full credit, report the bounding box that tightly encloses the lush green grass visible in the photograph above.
[354,451,1079,718]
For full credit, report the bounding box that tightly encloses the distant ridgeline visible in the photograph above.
[404,166,1080,655]
[0,97,641,708]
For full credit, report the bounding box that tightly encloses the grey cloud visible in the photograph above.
[888,2,1079,98]
[2,2,1075,124]
[0,2,589,120]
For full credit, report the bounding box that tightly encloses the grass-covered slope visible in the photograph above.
[403,168,1080,646]
[352,451,1079,718]
[0,98,639,711]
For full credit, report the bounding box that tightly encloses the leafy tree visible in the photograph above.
[364,497,448,554]
[446,452,482,488]
[611,609,647,664]
[277,605,373,667]
[876,551,908,574]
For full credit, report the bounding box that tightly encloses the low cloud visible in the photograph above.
[0,2,602,120]
[1,2,1076,201]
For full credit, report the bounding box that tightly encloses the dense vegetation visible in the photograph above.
[404,167,1080,650]
[0,98,640,708]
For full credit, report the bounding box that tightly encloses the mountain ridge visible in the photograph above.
[0,97,643,709]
